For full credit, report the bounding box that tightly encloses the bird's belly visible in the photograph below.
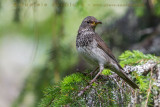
[77,46,108,65]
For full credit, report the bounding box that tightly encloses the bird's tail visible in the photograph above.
[114,68,139,89]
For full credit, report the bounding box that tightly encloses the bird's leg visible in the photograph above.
[78,64,104,96]
[88,66,99,77]
[90,64,104,84]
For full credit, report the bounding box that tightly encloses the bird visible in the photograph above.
[76,16,139,89]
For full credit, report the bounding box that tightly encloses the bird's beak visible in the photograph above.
[95,21,102,24]
[91,20,102,26]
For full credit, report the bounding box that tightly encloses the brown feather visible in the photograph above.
[93,33,139,89]
[94,33,123,69]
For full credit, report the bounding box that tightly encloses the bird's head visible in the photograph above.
[80,16,102,31]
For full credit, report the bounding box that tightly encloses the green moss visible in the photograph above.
[39,50,160,107]
[39,73,90,107]
[102,69,112,75]
[119,50,159,66]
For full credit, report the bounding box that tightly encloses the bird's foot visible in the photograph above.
[87,66,99,77]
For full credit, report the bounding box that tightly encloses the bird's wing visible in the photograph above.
[94,33,123,69]
[94,33,139,89]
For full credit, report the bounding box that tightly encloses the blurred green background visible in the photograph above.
[0,0,159,106]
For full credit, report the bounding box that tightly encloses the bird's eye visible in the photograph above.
[87,21,89,23]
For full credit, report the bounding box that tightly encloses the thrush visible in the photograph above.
[76,16,139,89]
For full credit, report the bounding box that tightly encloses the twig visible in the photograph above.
[78,84,92,96]
[78,68,103,96]
[112,78,125,93]
[123,60,157,75]
[137,27,154,36]
[145,67,153,107]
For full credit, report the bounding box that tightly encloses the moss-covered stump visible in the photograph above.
[39,51,160,107]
